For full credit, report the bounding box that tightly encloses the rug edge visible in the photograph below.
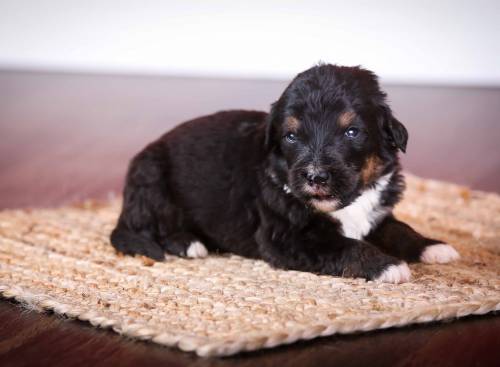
[1,283,499,357]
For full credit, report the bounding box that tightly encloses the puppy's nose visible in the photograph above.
[306,171,330,186]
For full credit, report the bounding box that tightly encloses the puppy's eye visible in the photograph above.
[284,132,298,143]
[345,127,360,138]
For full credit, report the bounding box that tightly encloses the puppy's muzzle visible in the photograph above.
[301,167,332,197]
[304,170,329,186]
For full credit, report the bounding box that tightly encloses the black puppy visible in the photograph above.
[111,64,459,283]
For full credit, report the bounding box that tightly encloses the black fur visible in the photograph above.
[111,64,442,281]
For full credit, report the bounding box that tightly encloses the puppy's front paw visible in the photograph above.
[374,262,411,284]
[420,243,460,264]
[186,241,209,258]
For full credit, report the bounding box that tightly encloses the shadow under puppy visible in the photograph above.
[111,64,459,283]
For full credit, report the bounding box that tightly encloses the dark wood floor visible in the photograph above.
[0,70,499,366]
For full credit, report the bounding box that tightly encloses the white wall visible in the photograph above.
[0,0,499,86]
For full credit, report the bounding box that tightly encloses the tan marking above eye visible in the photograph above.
[284,116,300,132]
[338,111,356,128]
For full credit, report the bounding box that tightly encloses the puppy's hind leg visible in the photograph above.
[111,225,164,260]
[110,144,172,261]
[164,232,209,259]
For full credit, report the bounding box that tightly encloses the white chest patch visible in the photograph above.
[329,173,393,240]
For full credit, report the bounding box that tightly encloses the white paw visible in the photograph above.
[420,243,460,264]
[374,262,411,284]
[186,241,208,258]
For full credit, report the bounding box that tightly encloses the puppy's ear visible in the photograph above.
[265,100,282,150]
[379,104,408,153]
[387,116,408,153]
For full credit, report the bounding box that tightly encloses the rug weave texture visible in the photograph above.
[0,175,499,357]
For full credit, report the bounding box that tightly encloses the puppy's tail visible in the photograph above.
[110,142,168,261]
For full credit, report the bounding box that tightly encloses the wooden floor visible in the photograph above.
[0,70,499,366]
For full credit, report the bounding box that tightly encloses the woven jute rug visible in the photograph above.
[0,174,499,357]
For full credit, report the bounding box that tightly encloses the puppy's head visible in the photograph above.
[265,64,408,212]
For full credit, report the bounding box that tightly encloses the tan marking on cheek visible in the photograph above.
[338,111,356,128]
[362,156,382,185]
[285,116,300,132]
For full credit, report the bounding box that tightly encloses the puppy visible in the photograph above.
[110,64,460,283]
